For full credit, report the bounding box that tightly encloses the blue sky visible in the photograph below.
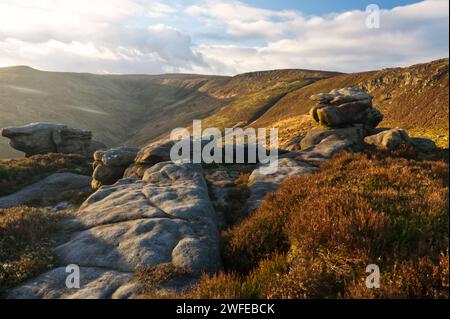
[0,0,448,75]
[242,0,421,14]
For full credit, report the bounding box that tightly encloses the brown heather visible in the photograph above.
[195,151,449,299]
[0,206,61,293]
[0,153,92,197]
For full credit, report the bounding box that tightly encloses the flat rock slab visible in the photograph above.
[247,158,319,211]
[6,267,137,299]
[59,162,220,274]
[297,126,366,164]
[0,173,91,208]
[7,162,221,299]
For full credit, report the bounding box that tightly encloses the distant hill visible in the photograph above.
[249,59,449,147]
[0,66,227,156]
[0,58,448,157]
[0,67,337,156]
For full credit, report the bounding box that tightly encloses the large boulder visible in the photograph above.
[281,136,304,152]
[364,128,412,150]
[1,122,105,157]
[300,126,366,150]
[410,137,438,153]
[309,88,383,128]
[91,147,139,189]
[294,126,367,164]
[0,173,91,208]
[135,140,175,166]
[65,162,220,275]
[8,161,221,299]
[247,158,319,210]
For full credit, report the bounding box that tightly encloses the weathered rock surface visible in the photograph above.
[1,122,105,157]
[0,173,91,208]
[135,140,175,166]
[295,126,366,164]
[247,158,319,210]
[311,87,372,105]
[410,137,438,153]
[134,138,270,168]
[91,147,139,189]
[203,167,241,207]
[300,126,365,150]
[62,162,220,274]
[123,163,152,179]
[7,267,138,299]
[364,128,412,150]
[281,135,304,151]
[8,162,221,298]
[309,88,383,128]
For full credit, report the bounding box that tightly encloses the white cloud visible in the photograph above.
[147,1,177,18]
[186,0,300,40]
[190,0,449,74]
[0,0,448,75]
[0,0,204,73]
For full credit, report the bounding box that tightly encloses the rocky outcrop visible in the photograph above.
[410,137,438,153]
[1,122,106,157]
[301,88,382,163]
[123,140,176,180]
[6,86,442,299]
[364,128,412,150]
[296,125,367,164]
[0,173,91,208]
[247,158,319,210]
[92,147,139,189]
[7,267,137,299]
[281,136,304,151]
[134,140,175,166]
[300,126,366,150]
[310,88,383,129]
[8,161,220,298]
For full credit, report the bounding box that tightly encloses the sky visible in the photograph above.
[0,0,448,75]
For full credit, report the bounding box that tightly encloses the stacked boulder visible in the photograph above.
[92,147,139,189]
[294,88,378,163]
[1,122,106,157]
[295,88,438,161]
[309,87,383,129]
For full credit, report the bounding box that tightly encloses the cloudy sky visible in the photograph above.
[0,0,448,75]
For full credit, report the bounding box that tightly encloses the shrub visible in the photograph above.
[189,272,245,299]
[221,185,250,227]
[241,253,289,298]
[0,153,92,197]
[221,151,449,298]
[0,206,61,293]
[135,263,190,292]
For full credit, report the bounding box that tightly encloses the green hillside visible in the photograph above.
[0,67,337,157]
[1,59,448,157]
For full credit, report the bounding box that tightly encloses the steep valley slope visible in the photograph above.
[0,58,448,157]
[248,58,449,147]
[0,67,337,157]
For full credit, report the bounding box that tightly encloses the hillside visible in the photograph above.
[0,58,448,157]
[0,66,228,157]
[0,67,336,157]
[247,59,449,147]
